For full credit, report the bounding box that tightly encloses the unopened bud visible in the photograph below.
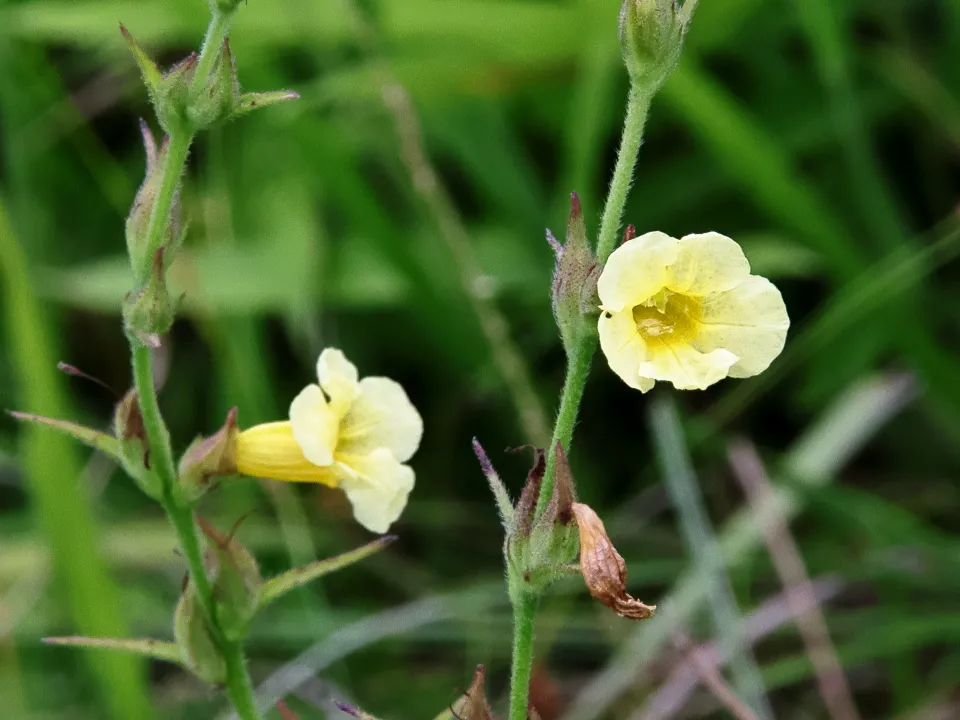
[174,581,227,685]
[198,518,261,640]
[619,0,690,91]
[123,248,176,343]
[500,445,581,600]
[550,192,599,356]
[113,390,163,500]
[125,122,183,281]
[155,53,199,137]
[572,503,656,619]
[178,408,239,502]
[186,40,239,130]
[449,665,494,720]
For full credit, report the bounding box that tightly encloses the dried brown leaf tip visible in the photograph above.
[572,503,656,620]
[450,665,494,720]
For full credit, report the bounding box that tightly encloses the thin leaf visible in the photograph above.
[234,90,300,117]
[44,636,182,665]
[119,24,161,93]
[259,537,396,609]
[7,411,121,461]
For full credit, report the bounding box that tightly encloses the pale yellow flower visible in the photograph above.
[597,231,789,392]
[235,349,423,533]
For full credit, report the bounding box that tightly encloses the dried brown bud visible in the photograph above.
[572,503,656,620]
[450,665,494,720]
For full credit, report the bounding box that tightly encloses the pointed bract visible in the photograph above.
[234,90,300,117]
[472,438,514,529]
[259,537,396,609]
[8,411,121,462]
[120,25,161,95]
[44,636,182,665]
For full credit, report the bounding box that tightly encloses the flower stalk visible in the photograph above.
[507,3,700,715]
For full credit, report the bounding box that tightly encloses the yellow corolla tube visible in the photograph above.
[235,349,423,533]
[597,231,789,392]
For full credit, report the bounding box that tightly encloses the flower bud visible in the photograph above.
[125,122,183,281]
[178,408,239,502]
[550,193,599,357]
[449,665,494,720]
[572,503,656,619]
[619,0,690,91]
[198,518,262,640]
[173,581,227,685]
[122,247,176,344]
[185,40,239,131]
[154,52,199,137]
[113,389,164,500]
[474,443,581,600]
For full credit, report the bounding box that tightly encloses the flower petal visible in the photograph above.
[598,308,656,392]
[316,348,360,416]
[336,448,415,533]
[695,275,790,378]
[636,338,739,390]
[235,422,338,486]
[290,384,339,466]
[666,232,751,295]
[597,232,679,312]
[338,377,423,462]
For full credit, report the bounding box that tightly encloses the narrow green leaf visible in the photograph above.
[7,411,121,461]
[119,24,161,93]
[259,537,396,609]
[234,90,300,117]
[44,636,183,666]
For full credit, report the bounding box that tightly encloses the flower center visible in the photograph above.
[631,289,701,344]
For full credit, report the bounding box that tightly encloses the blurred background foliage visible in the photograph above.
[1,0,960,717]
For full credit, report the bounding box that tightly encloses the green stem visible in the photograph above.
[510,83,654,717]
[595,86,653,263]
[508,593,538,720]
[139,132,192,284]
[189,9,236,98]
[223,639,261,720]
[533,86,652,519]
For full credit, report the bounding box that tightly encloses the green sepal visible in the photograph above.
[123,247,176,342]
[155,53,198,137]
[112,389,163,500]
[199,518,261,641]
[43,636,181,665]
[119,25,161,97]
[259,536,396,610]
[173,581,227,685]
[233,90,300,118]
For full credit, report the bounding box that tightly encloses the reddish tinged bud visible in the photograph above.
[450,665,495,720]
[178,408,239,502]
[550,192,599,356]
[623,224,637,244]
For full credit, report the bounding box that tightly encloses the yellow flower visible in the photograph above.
[597,231,789,392]
[235,349,423,533]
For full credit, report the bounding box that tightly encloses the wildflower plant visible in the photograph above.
[11,0,794,717]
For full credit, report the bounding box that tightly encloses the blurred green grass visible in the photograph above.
[1,0,960,718]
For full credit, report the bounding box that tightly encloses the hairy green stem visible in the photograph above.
[223,639,261,720]
[189,9,236,98]
[595,86,653,263]
[512,85,654,718]
[127,11,259,715]
[139,132,191,284]
[508,593,538,720]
